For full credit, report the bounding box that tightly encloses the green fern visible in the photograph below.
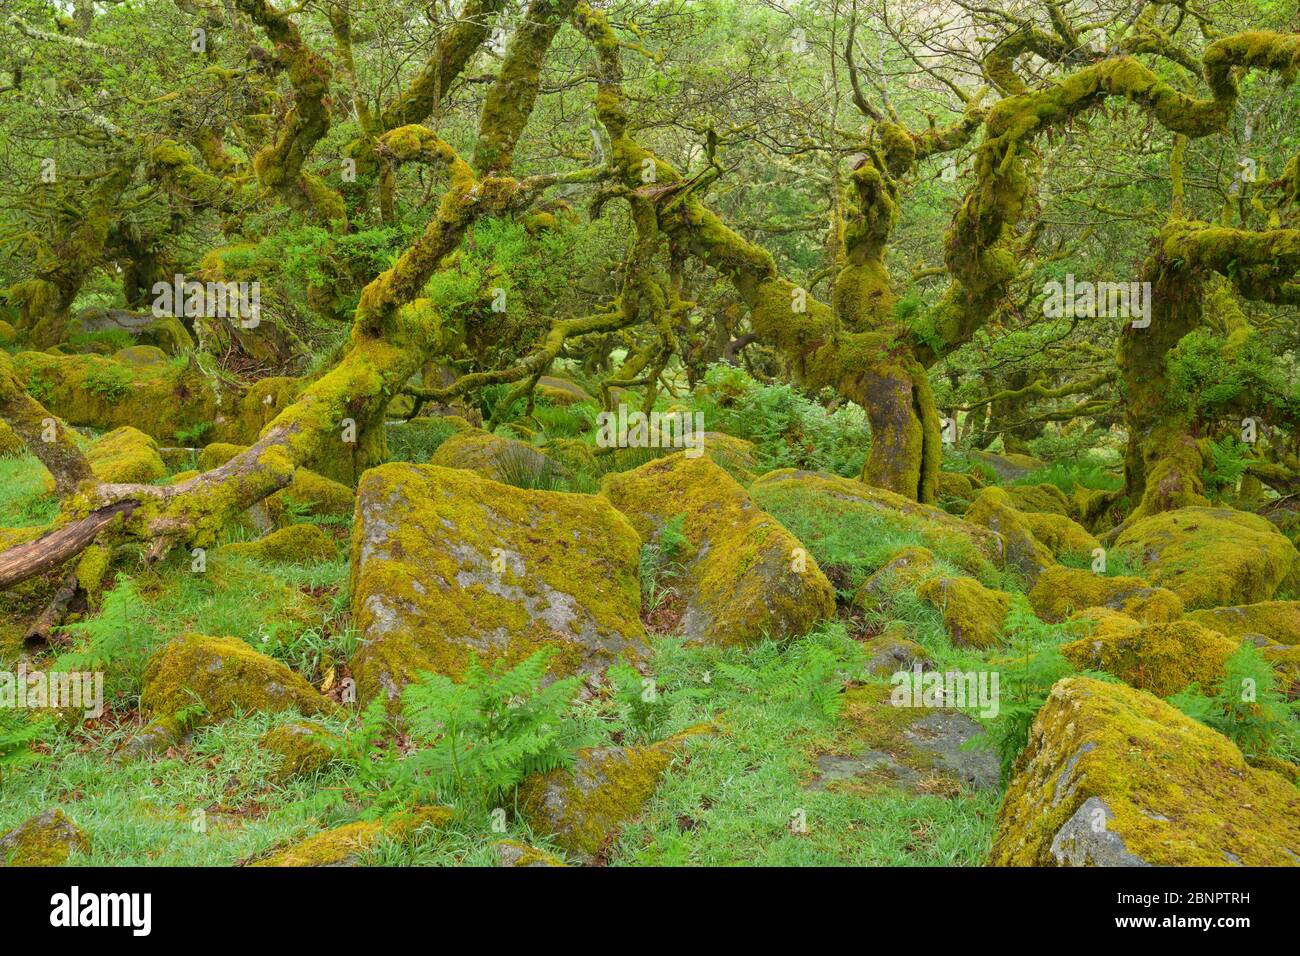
[353,649,587,814]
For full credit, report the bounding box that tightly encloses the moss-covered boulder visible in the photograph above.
[1060,620,1237,698]
[223,523,336,563]
[430,427,567,485]
[917,575,1011,649]
[750,469,1002,577]
[83,425,167,484]
[989,677,1300,866]
[10,350,221,442]
[1185,602,1300,644]
[492,840,566,867]
[1069,606,1142,641]
[854,546,935,611]
[0,419,23,457]
[266,468,354,524]
[702,432,760,484]
[601,455,835,646]
[258,721,340,783]
[536,375,595,406]
[968,449,1044,481]
[1005,483,1071,516]
[937,471,975,501]
[1020,512,1099,559]
[254,806,452,866]
[862,625,933,677]
[1113,507,1300,610]
[140,633,331,734]
[964,487,1056,583]
[196,441,247,471]
[0,809,90,866]
[349,464,646,703]
[517,727,706,862]
[1028,565,1184,624]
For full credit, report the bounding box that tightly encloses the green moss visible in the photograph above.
[253,806,452,866]
[751,469,1002,581]
[917,575,1011,649]
[85,426,166,485]
[140,633,332,733]
[258,721,340,783]
[266,468,355,525]
[1018,511,1099,559]
[989,676,1300,866]
[0,809,90,866]
[1028,565,1184,624]
[602,455,835,646]
[963,487,1056,583]
[1114,506,1300,610]
[517,726,707,861]
[349,463,646,703]
[1185,602,1300,645]
[853,546,936,612]
[223,524,337,563]
[1061,620,1237,698]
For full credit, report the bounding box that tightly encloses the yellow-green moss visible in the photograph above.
[750,468,1002,577]
[254,806,452,866]
[0,419,22,457]
[258,721,340,782]
[917,575,1010,649]
[963,486,1056,583]
[0,809,90,866]
[602,455,835,646]
[10,351,222,441]
[1114,506,1300,610]
[1020,511,1099,559]
[1004,483,1070,516]
[85,426,166,484]
[854,546,935,611]
[517,726,707,860]
[1061,620,1237,698]
[1028,565,1185,624]
[266,468,354,525]
[492,839,567,867]
[428,427,566,483]
[349,463,646,703]
[1185,602,1300,645]
[140,633,332,730]
[536,375,595,406]
[223,523,336,563]
[989,676,1300,866]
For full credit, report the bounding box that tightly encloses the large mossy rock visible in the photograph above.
[968,449,1044,481]
[854,545,935,611]
[1185,601,1300,644]
[141,633,331,732]
[750,468,1002,577]
[989,677,1300,866]
[258,721,340,783]
[84,425,166,484]
[1004,483,1071,516]
[517,728,706,862]
[601,455,835,646]
[254,806,452,867]
[916,575,1010,649]
[964,487,1056,583]
[0,809,90,866]
[349,463,646,703]
[1061,620,1237,698]
[536,375,595,406]
[1028,565,1184,624]
[223,524,336,563]
[430,427,568,484]
[10,350,220,442]
[701,432,760,483]
[1113,507,1300,610]
[1018,511,1099,559]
